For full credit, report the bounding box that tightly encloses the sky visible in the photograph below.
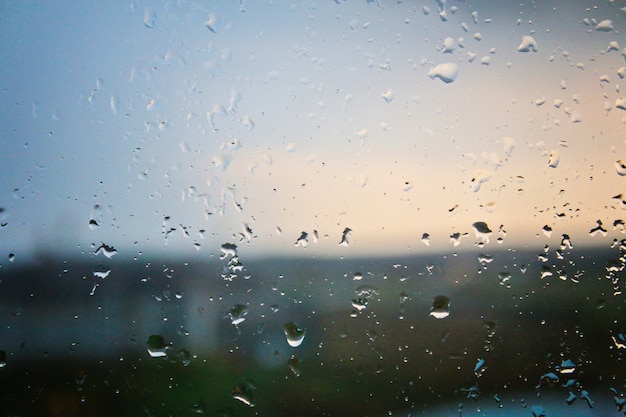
[0,0,625,263]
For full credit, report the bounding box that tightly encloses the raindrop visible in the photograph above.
[220,243,237,259]
[566,391,577,405]
[284,322,306,347]
[498,271,511,286]
[143,8,156,28]
[589,220,608,237]
[227,304,248,326]
[429,295,451,319]
[428,63,459,83]
[474,358,486,377]
[542,225,553,238]
[288,356,302,376]
[442,37,456,53]
[355,285,379,298]
[0,350,6,368]
[146,335,167,358]
[294,231,309,247]
[548,149,560,168]
[595,19,613,31]
[232,382,255,407]
[351,298,368,311]
[381,89,394,103]
[421,233,431,246]
[517,35,538,52]
[531,405,546,417]
[615,160,626,176]
[581,390,594,408]
[94,243,117,258]
[558,359,576,374]
[450,232,462,246]
[205,12,218,33]
[339,227,352,246]
[472,221,492,243]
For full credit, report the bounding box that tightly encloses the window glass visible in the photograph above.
[0,1,625,416]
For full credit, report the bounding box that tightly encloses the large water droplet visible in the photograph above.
[472,221,492,243]
[232,382,255,407]
[339,227,352,246]
[146,335,167,358]
[517,35,538,52]
[284,322,306,347]
[548,149,560,168]
[143,7,156,28]
[227,304,248,326]
[294,231,309,247]
[474,358,486,377]
[558,359,576,374]
[429,295,451,319]
[94,243,117,258]
[428,62,459,83]
[220,243,238,259]
[595,19,613,31]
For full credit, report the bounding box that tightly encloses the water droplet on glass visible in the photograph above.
[421,233,430,246]
[93,267,111,279]
[232,382,255,407]
[288,356,302,376]
[205,12,218,33]
[429,295,451,319]
[472,221,492,243]
[595,19,613,31]
[581,390,594,408]
[381,89,394,103]
[220,243,238,259]
[146,335,167,358]
[498,271,511,286]
[548,149,560,168]
[517,35,538,52]
[474,358,486,377]
[542,225,553,238]
[351,298,368,311]
[284,322,306,347]
[428,63,459,83]
[339,227,352,246]
[441,36,455,53]
[615,160,626,176]
[355,285,379,298]
[0,350,6,368]
[227,304,248,326]
[94,243,117,258]
[589,220,608,237]
[531,405,546,417]
[143,8,156,28]
[558,359,576,374]
[294,231,309,247]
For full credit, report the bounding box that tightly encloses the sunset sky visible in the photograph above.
[1,0,625,262]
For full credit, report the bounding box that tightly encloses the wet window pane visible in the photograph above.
[1,1,625,416]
